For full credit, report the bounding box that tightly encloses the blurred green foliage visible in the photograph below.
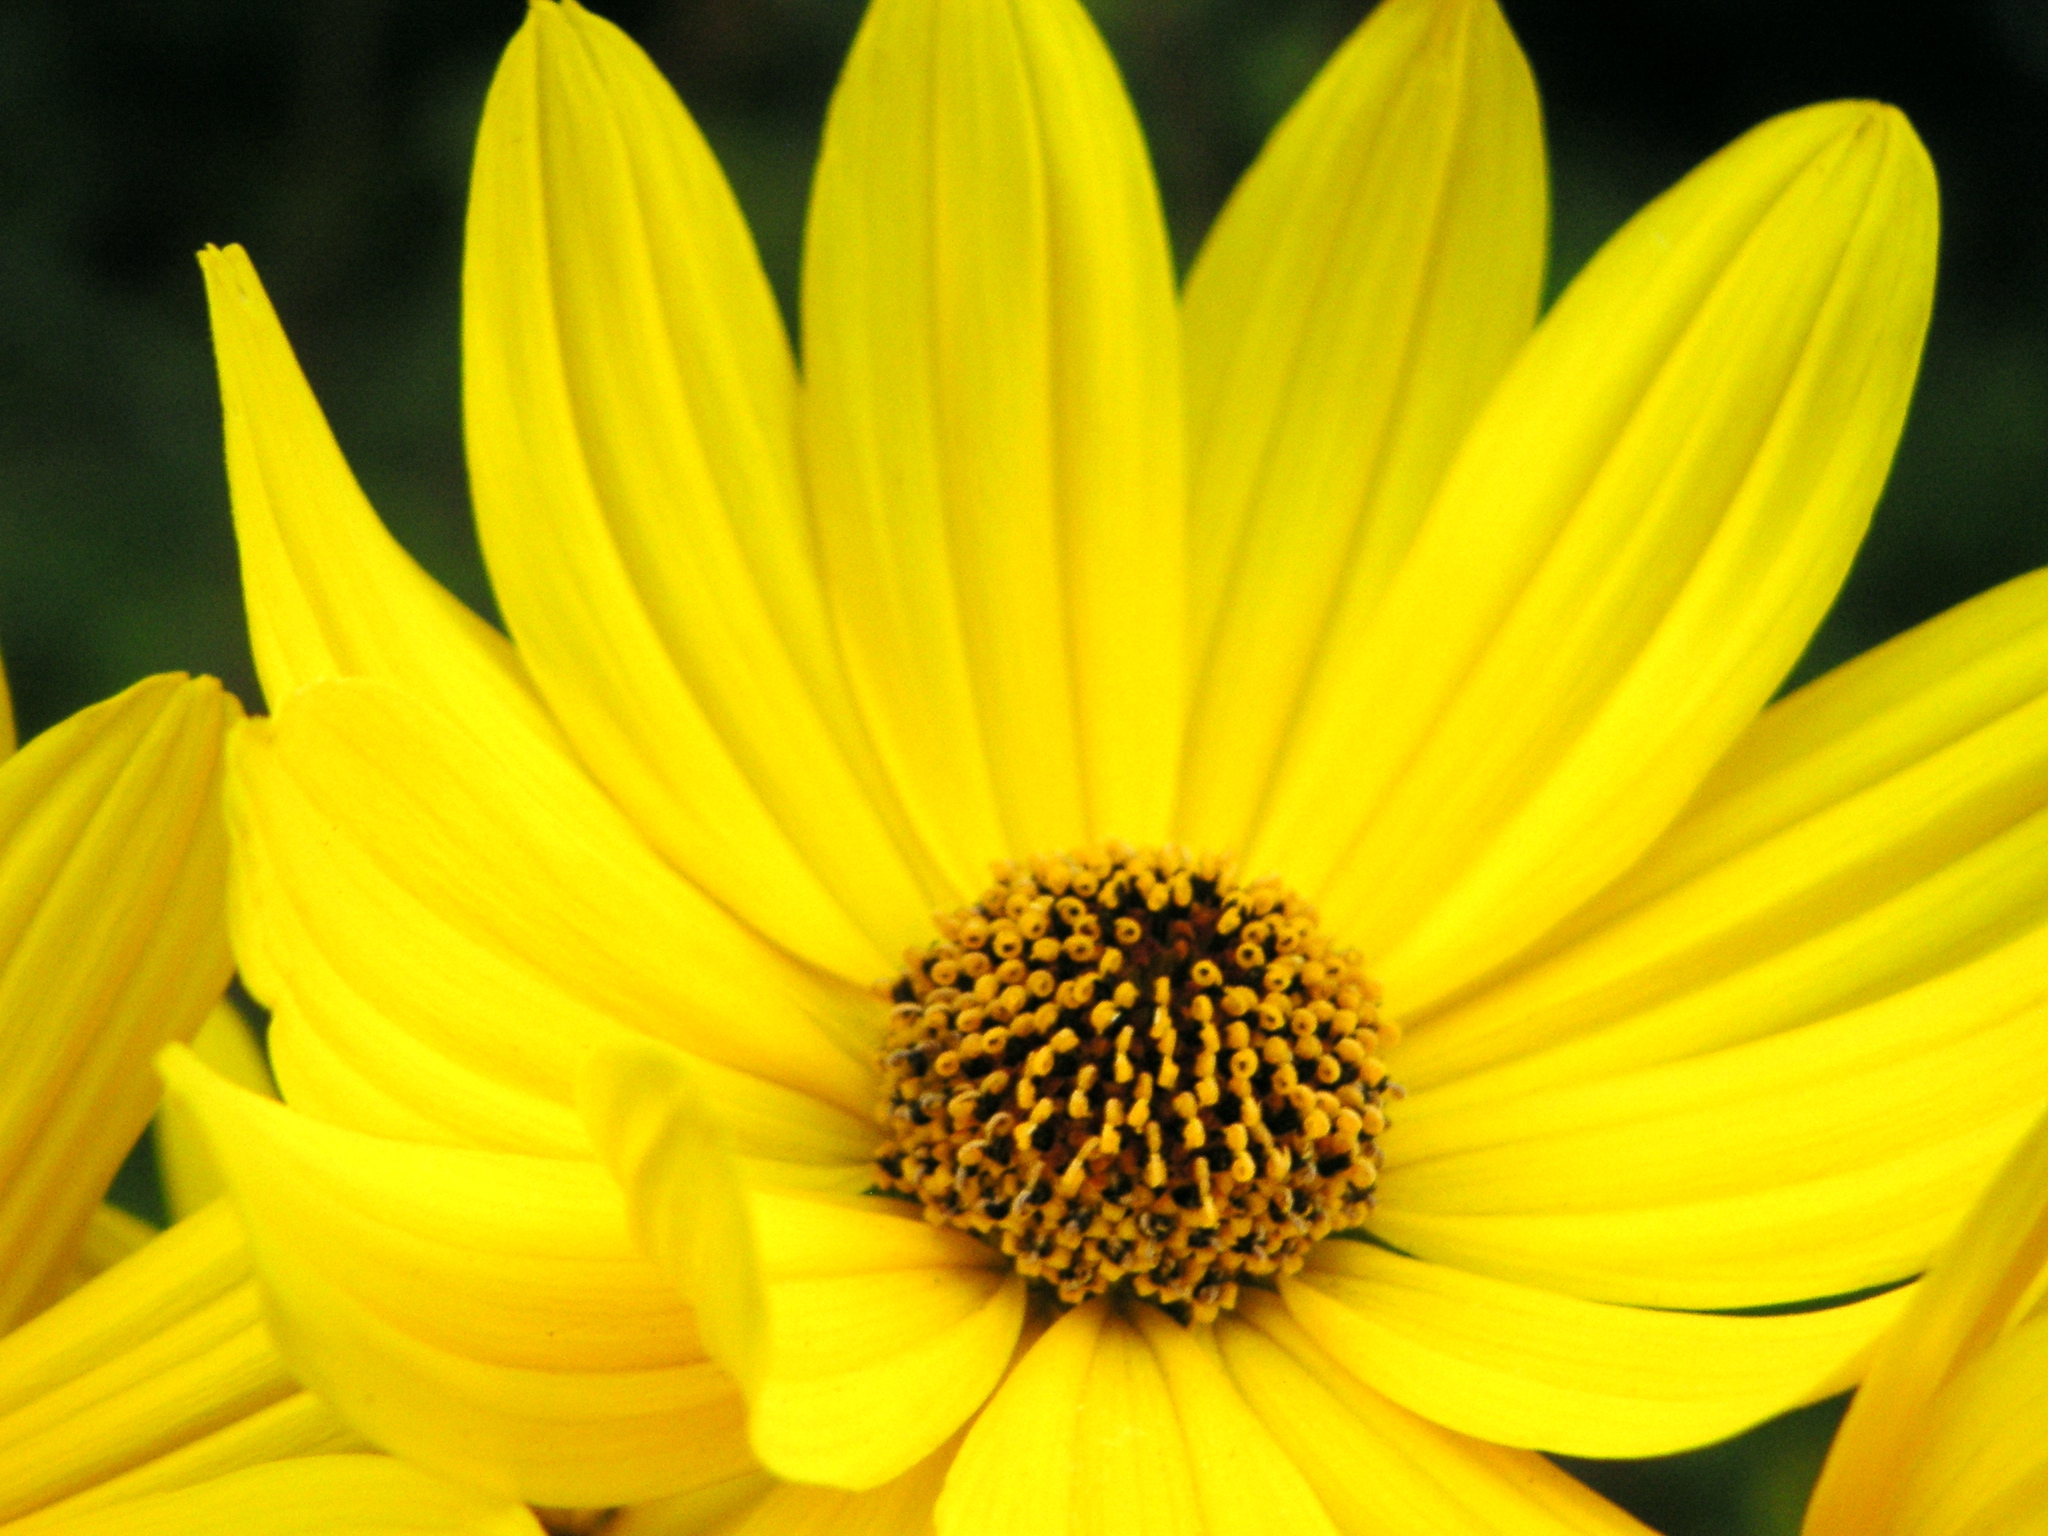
[6,2,2045,1533]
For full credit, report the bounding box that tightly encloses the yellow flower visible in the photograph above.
[1801,1101,2048,1536]
[158,0,2048,1528]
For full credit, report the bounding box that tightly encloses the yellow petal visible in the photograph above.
[200,244,551,740]
[11,1393,364,1533]
[936,1301,1332,1536]
[1283,1241,1909,1457]
[1178,0,1544,854]
[1377,921,2048,1307]
[620,1440,955,1536]
[155,1001,275,1224]
[1886,1312,2048,1536]
[16,1455,544,1536]
[159,1050,753,1508]
[1805,1103,2048,1536]
[0,1203,300,1525]
[802,0,1183,870]
[580,1037,1020,1491]
[464,3,936,984]
[228,679,876,1157]
[1216,1293,1653,1536]
[1401,563,2048,1097]
[0,674,236,1329]
[1254,102,1937,1007]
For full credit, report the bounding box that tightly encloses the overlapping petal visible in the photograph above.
[1215,1294,1653,1536]
[1804,1104,2048,1536]
[1377,915,2048,1307]
[937,1301,1334,1536]
[581,1036,1022,1493]
[1253,101,1937,1008]
[1401,563,2048,1095]
[1282,1241,1907,1456]
[201,244,552,745]
[0,674,236,1328]
[0,1203,347,1527]
[15,1455,544,1536]
[802,0,1184,874]
[228,678,875,1156]
[1178,0,1544,855]
[159,1051,753,1508]
[464,0,937,984]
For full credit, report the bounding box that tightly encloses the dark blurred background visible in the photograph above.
[3,0,2041,1531]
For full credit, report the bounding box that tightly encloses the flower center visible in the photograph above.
[874,844,1395,1323]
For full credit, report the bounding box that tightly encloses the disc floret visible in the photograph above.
[874,844,1396,1323]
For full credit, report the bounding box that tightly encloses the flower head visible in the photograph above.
[162,0,2048,1529]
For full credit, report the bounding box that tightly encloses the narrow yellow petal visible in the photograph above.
[1887,1313,2048,1536]
[200,245,551,739]
[0,1204,302,1525]
[1217,1293,1654,1536]
[1255,102,1937,1008]
[465,4,936,983]
[1401,564,2048,1096]
[159,1050,752,1508]
[1179,0,1544,854]
[9,1393,363,1532]
[579,1037,1019,1492]
[934,1303,1329,1536]
[0,675,235,1329]
[155,1001,275,1224]
[609,1451,950,1536]
[1805,1105,2048,1536]
[1378,922,2048,1307]
[228,680,876,1158]
[16,1455,544,1536]
[1283,1242,1908,1457]
[802,0,1183,869]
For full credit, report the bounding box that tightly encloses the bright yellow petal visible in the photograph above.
[1400,563,2048,1096]
[159,1050,752,1508]
[609,1450,952,1536]
[1216,1293,1653,1536]
[1886,1312,2048,1536]
[0,1204,298,1525]
[1178,0,1544,855]
[935,1302,1332,1536]
[228,679,876,1156]
[1377,922,2048,1308]
[579,1037,1020,1492]
[11,1393,364,1533]
[1805,1104,2048,1536]
[801,0,1183,870]
[464,3,936,984]
[0,674,235,1329]
[200,245,551,740]
[1283,1241,1908,1457]
[16,1455,543,1536]
[1253,102,1936,1008]
[155,1001,275,1224]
